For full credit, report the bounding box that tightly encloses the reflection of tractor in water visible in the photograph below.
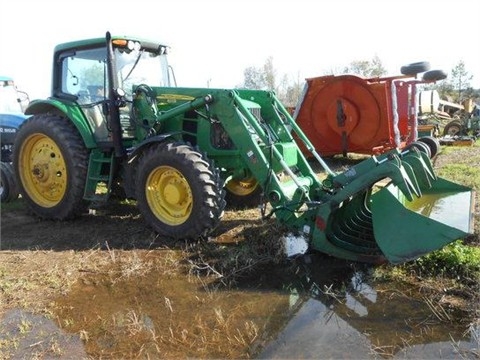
[256,254,474,359]
[12,32,474,265]
[0,76,29,202]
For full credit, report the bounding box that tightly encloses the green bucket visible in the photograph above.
[370,177,475,264]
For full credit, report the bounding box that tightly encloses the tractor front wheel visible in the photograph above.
[13,114,89,219]
[135,141,226,239]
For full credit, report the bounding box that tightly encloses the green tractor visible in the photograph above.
[13,32,475,264]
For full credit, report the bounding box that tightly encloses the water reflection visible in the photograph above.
[44,252,478,359]
[254,255,478,359]
[405,191,472,233]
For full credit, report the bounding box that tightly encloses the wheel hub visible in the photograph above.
[146,166,193,225]
[226,176,258,196]
[20,134,67,206]
[163,181,187,205]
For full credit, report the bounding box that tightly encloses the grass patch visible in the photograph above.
[410,240,480,282]
[436,163,480,188]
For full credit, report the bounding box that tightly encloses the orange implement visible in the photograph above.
[294,65,446,157]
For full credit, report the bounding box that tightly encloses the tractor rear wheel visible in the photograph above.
[0,162,19,203]
[225,177,263,208]
[13,114,89,219]
[135,141,226,239]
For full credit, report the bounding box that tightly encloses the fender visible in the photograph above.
[127,132,181,163]
[25,98,97,148]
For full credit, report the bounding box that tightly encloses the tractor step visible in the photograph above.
[84,150,115,202]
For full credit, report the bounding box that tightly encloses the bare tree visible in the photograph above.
[342,55,387,78]
[243,65,265,90]
[426,61,478,103]
[240,57,304,107]
[450,60,473,102]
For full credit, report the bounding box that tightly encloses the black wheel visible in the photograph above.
[404,141,431,158]
[422,70,447,82]
[12,114,89,219]
[417,136,441,158]
[443,121,463,136]
[135,141,226,239]
[1,162,19,203]
[400,62,431,76]
[225,176,263,209]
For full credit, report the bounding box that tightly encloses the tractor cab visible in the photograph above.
[50,36,173,141]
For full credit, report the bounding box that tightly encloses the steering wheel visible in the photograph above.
[135,84,156,106]
[133,84,158,121]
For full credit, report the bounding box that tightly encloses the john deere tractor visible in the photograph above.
[13,32,475,264]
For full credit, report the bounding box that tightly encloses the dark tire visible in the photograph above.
[443,121,463,136]
[12,114,89,219]
[422,70,447,82]
[225,177,263,209]
[417,136,441,158]
[404,141,431,158]
[1,162,19,202]
[135,141,226,239]
[400,62,430,76]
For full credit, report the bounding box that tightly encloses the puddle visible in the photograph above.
[256,268,479,359]
[0,309,86,359]
[8,253,477,359]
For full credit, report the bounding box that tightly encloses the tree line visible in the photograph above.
[238,56,479,108]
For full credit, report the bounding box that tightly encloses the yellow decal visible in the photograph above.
[157,94,195,103]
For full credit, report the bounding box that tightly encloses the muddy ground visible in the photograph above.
[0,145,479,358]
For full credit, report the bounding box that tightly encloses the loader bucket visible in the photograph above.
[369,177,475,264]
[314,173,475,265]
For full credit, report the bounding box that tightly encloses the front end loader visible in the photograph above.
[13,32,475,264]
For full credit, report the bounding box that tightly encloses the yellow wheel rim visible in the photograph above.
[145,165,193,225]
[226,176,259,196]
[19,133,67,207]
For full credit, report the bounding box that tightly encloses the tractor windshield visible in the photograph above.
[58,43,172,102]
[115,47,172,97]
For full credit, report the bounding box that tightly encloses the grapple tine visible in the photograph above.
[381,155,420,202]
[400,148,436,189]
[402,159,431,190]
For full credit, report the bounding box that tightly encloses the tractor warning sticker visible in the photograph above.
[247,150,258,164]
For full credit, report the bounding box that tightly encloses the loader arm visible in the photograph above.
[135,86,475,264]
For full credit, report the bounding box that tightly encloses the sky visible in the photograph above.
[1,0,479,100]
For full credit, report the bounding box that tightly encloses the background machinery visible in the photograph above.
[12,32,475,264]
[0,76,29,202]
[442,99,480,139]
[293,63,446,157]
